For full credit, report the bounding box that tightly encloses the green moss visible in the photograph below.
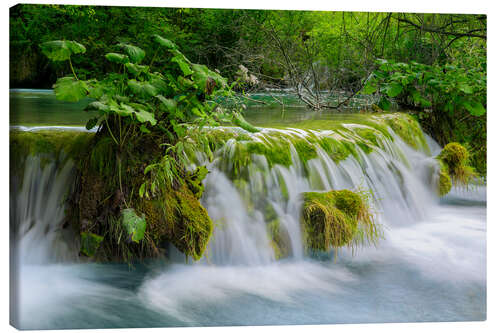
[332,189,363,217]
[89,137,115,174]
[438,168,452,196]
[80,232,104,257]
[317,137,351,162]
[354,127,379,146]
[231,112,260,133]
[276,172,290,201]
[381,113,430,153]
[172,185,214,261]
[439,142,468,170]
[301,189,382,254]
[356,142,373,154]
[10,130,93,178]
[292,138,318,164]
[186,166,209,199]
[437,142,477,187]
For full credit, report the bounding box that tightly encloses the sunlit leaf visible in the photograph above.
[40,40,86,61]
[152,35,178,49]
[135,109,157,125]
[459,83,473,94]
[125,63,149,76]
[156,95,177,112]
[121,208,146,243]
[171,55,193,76]
[463,100,486,116]
[361,79,378,95]
[118,43,146,63]
[140,124,151,134]
[105,53,129,64]
[386,83,403,98]
[127,79,158,98]
[53,76,88,102]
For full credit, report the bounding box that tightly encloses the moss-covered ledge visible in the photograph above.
[10,129,214,263]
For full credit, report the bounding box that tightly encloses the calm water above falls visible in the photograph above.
[10,90,486,329]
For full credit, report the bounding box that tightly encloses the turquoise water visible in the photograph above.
[9,90,486,330]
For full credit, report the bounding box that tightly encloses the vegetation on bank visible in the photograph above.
[35,34,254,262]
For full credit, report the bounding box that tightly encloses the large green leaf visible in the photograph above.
[116,103,136,117]
[85,101,110,113]
[40,40,86,61]
[105,53,129,64]
[156,95,177,112]
[458,83,473,94]
[148,74,169,93]
[171,55,193,76]
[377,96,391,111]
[125,63,149,76]
[86,80,106,99]
[386,83,403,98]
[80,232,104,257]
[361,79,378,95]
[191,64,210,87]
[463,100,486,116]
[127,79,158,98]
[53,77,88,102]
[121,208,146,243]
[134,109,157,125]
[153,35,178,49]
[118,43,146,63]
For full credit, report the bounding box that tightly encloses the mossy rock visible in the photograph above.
[302,191,358,251]
[437,142,477,190]
[439,142,468,171]
[381,113,430,153]
[10,130,93,181]
[438,169,452,196]
[301,189,381,254]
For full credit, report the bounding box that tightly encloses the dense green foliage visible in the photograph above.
[361,48,486,175]
[38,34,243,262]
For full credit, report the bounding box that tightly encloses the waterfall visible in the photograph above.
[10,155,80,265]
[194,119,442,265]
[9,115,486,329]
[10,115,444,266]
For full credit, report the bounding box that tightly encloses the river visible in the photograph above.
[9,90,486,329]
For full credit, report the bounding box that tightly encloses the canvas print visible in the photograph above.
[9,4,486,330]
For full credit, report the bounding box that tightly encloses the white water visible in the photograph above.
[10,125,486,329]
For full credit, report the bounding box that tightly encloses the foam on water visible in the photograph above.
[10,122,486,328]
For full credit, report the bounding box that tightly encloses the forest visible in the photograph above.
[10,4,487,175]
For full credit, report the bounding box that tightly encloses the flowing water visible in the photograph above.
[9,90,486,329]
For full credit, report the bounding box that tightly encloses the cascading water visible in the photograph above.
[196,121,440,265]
[10,115,486,329]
